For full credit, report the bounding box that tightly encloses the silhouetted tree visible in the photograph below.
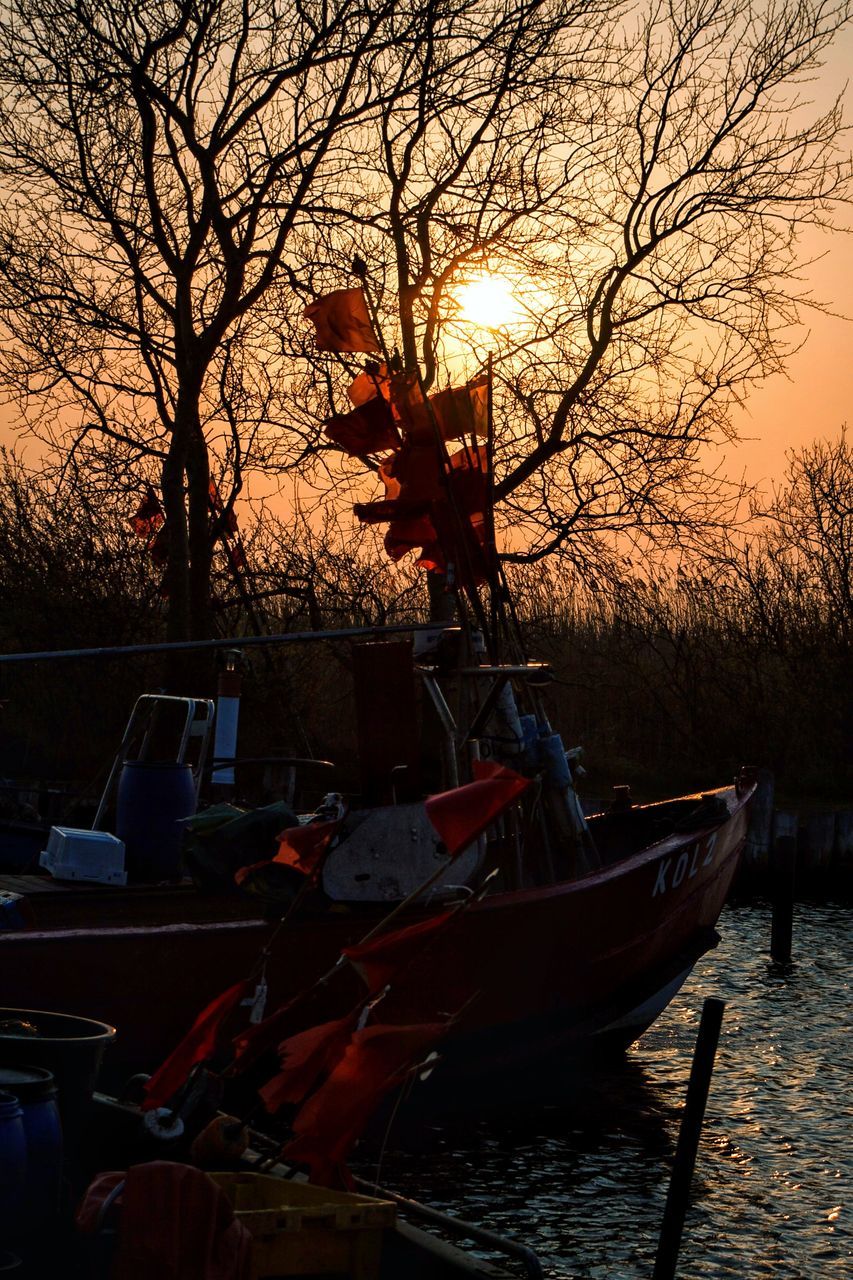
[0,0,849,635]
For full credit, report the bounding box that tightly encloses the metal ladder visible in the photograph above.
[92,695,215,831]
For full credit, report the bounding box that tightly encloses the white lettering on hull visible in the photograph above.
[652,832,721,897]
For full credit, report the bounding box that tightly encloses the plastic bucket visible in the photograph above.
[0,1067,62,1227]
[0,1009,115,1154]
[116,760,196,881]
[0,1091,27,1238]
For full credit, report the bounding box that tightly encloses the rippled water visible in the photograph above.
[359,902,851,1278]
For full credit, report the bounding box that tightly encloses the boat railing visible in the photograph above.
[353,1177,546,1280]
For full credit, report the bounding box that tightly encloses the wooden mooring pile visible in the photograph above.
[738,769,852,898]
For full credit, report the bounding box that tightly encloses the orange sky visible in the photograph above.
[721,23,852,493]
[721,223,851,493]
[2,25,850,500]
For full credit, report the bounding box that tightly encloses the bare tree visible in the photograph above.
[0,0,411,639]
[748,429,853,645]
[325,0,851,576]
[0,0,849,639]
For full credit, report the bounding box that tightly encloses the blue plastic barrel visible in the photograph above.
[0,1008,115,1156]
[116,760,196,881]
[0,1091,27,1239]
[0,1068,62,1228]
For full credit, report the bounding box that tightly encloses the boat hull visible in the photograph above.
[0,782,753,1089]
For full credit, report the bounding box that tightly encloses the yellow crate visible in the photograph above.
[210,1171,396,1280]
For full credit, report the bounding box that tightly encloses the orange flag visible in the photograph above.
[274,817,343,876]
[325,397,400,456]
[425,760,532,856]
[131,485,164,540]
[259,1012,360,1113]
[304,288,380,353]
[347,363,390,407]
[142,979,252,1111]
[390,374,488,444]
[422,377,489,444]
[279,1022,448,1187]
[342,910,456,994]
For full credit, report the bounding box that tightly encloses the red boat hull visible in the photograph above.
[0,782,752,1088]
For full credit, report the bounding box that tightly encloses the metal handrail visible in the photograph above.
[353,1177,545,1279]
[0,622,439,666]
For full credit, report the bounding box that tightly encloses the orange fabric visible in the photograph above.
[102,1162,251,1280]
[273,817,342,876]
[389,374,488,444]
[325,396,400,456]
[342,910,456,994]
[208,481,238,533]
[75,1170,126,1236]
[384,512,439,562]
[131,486,164,540]
[148,524,170,568]
[389,374,429,435]
[231,995,301,1069]
[142,980,251,1111]
[425,760,532,856]
[353,439,491,583]
[347,363,390,407]
[304,288,380,353]
[353,444,443,526]
[259,1012,360,1113]
[280,1023,447,1187]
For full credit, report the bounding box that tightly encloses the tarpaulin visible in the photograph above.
[273,817,343,877]
[76,1162,252,1280]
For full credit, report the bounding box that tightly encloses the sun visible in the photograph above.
[454,275,524,331]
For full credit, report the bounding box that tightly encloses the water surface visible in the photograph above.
[361,903,851,1278]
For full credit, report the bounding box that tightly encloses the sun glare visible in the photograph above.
[455,275,523,331]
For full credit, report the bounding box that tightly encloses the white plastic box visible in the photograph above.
[39,827,127,886]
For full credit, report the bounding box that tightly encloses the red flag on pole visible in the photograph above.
[259,1012,360,1113]
[279,1022,447,1186]
[347,364,390,407]
[342,910,456,994]
[231,995,301,1070]
[352,444,444,526]
[389,374,488,444]
[304,289,380,353]
[273,818,343,876]
[142,979,252,1111]
[325,396,400,456]
[131,485,164,540]
[425,760,532,857]
[208,480,239,533]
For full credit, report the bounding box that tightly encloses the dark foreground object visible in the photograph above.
[0,779,753,1094]
[653,997,725,1280]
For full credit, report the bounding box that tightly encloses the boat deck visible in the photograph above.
[0,872,267,930]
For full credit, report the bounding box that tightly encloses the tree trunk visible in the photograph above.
[186,423,214,641]
[161,430,190,644]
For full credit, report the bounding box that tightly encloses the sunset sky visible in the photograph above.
[724,217,851,491]
[0,17,849,503]
[719,20,852,492]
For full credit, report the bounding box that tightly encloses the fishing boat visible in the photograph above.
[0,291,756,1148]
[0,622,755,1095]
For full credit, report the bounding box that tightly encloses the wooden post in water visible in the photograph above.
[653,997,725,1280]
[741,768,775,883]
[770,811,798,964]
